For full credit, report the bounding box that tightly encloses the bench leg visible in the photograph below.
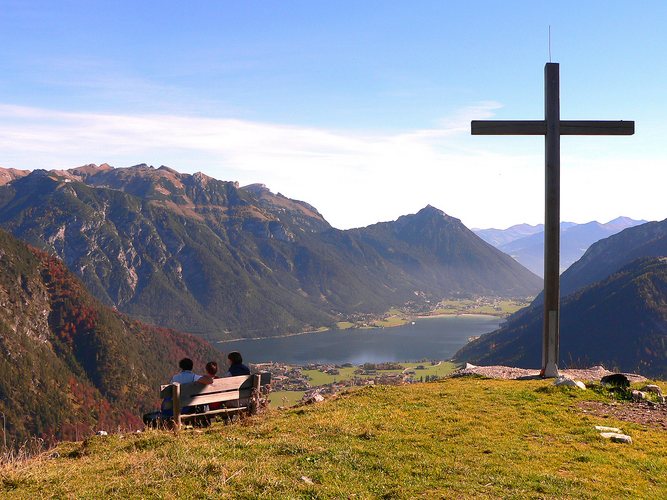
[173,384,182,431]
[250,374,261,415]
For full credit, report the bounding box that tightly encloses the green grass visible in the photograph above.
[433,299,530,317]
[371,315,409,327]
[269,390,306,407]
[302,367,358,386]
[301,361,457,387]
[2,378,666,498]
[406,360,458,378]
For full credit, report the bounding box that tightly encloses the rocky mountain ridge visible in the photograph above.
[0,164,542,339]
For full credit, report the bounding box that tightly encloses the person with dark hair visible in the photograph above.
[170,357,213,385]
[205,361,219,378]
[159,357,213,420]
[224,351,251,377]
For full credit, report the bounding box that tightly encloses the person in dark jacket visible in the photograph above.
[224,351,251,377]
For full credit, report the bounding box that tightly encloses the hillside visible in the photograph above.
[2,378,666,498]
[0,164,541,339]
[559,218,667,297]
[454,257,667,378]
[0,229,218,443]
[475,218,646,277]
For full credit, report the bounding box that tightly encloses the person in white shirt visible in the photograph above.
[161,358,213,418]
[170,358,213,385]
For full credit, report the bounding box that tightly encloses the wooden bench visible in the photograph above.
[160,373,271,429]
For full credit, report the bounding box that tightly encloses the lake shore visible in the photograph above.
[219,312,501,344]
[218,327,329,344]
[415,312,500,320]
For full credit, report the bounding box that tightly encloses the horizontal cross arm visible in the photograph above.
[471,120,545,135]
[560,121,634,135]
[471,120,635,136]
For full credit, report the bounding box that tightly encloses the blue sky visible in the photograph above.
[1,1,665,228]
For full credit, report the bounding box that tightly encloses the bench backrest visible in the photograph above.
[160,373,271,408]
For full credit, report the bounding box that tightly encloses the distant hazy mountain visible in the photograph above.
[0,164,541,340]
[0,228,217,442]
[454,256,667,378]
[475,218,647,276]
[473,223,544,247]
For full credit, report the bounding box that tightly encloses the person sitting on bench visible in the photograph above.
[220,352,251,410]
[205,361,224,411]
[224,351,250,377]
[161,357,213,417]
[171,357,213,385]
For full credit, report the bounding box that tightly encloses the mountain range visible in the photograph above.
[474,218,647,277]
[0,164,541,340]
[456,217,667,378]
[0,228,218,442]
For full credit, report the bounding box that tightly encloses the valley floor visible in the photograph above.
[2,378,666,498]
[334,298,531,332]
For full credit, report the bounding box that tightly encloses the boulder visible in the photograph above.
[302,392,325,405]
[600,373,630,388]
[595,425,622,433]
[631,390,647,402]
[642,384,662,393]
[641,384,665,403]
[599,432,633,444]
[554,376,586,390]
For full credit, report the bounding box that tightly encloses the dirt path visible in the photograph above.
[579,400,667,430]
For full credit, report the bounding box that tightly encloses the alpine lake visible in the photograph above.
[217,314,502,365]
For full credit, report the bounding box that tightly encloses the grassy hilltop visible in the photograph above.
[2,377,666,498]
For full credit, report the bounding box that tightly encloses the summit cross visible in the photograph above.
[471,62,634,378]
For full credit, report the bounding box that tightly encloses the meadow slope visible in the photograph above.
[2,377,666,498]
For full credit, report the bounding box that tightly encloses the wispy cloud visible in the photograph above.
[0,102,657,229]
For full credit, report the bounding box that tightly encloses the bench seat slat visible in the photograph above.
[180,391,246,407]
[181,391,252,407]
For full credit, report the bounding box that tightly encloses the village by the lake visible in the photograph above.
[257,359,457,407]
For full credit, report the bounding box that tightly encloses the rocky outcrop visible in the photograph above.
[0,164,541,339]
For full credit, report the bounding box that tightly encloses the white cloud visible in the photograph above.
[0,103,662,229]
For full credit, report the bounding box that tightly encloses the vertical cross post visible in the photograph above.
[471,62,633,377]
[543,63,560,377]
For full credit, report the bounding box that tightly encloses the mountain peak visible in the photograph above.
[0,166,30,186]
[70,163,114,174]
[157,165,179,174]
[419,204,444,215]
[242,183,271,195]
[411,205,461,225]
[413,205,451,220]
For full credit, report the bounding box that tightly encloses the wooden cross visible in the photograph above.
[471,63,634,377]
